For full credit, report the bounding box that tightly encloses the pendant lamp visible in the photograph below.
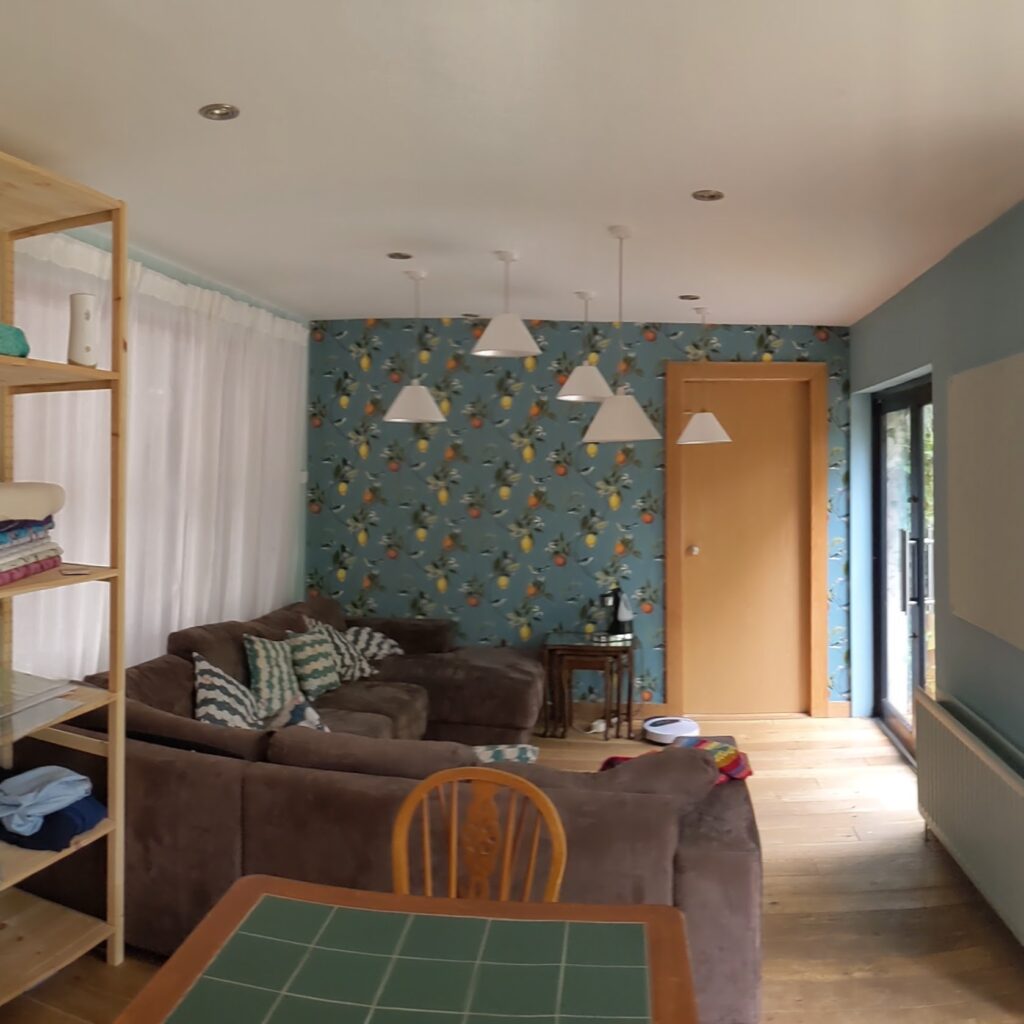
[675,307,732,444]
[557,290,613,402]
[471,251,541,358]
[384,270,445,423]
[581,226,661,443]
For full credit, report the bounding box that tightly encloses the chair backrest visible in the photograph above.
[391,766,568,903]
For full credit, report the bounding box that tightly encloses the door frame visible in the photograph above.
[664,362,830,717]
[871,378,933,755]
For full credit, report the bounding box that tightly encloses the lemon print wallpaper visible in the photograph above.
[306,318,850,705]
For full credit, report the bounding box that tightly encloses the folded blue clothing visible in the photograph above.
[0,766,92,836]
[0,515,53,543]
[0,795,106,852]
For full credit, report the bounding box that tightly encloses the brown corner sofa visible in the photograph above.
[13,597,763,1024]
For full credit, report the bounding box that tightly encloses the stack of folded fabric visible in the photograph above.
[0,482,66,586]
[0,765,106,852]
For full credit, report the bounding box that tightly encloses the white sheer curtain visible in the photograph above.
[10,234,308,678]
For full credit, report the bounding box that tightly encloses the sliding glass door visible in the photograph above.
[874,380,934,752]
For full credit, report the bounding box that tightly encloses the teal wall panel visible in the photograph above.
[307,318,850,705]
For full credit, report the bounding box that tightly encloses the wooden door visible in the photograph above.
[665,363,827,716]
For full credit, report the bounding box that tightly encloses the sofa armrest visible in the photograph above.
[348,615,457,655]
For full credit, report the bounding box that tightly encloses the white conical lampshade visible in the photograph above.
[557,365,614,402]
[676,411,731,445]
[582,389,661,443]
[383,384,445,423]
[471,313,541,358]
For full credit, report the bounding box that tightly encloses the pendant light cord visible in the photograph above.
[414,276,421,321]
[503,258,510,314]
[617,236,624,324]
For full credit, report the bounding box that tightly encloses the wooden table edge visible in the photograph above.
[116,874,698,1022]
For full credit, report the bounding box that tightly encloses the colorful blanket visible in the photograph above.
[0,554,61,588]
[675,737,753,784]
[0,516,53,548]
[0,540,62,574]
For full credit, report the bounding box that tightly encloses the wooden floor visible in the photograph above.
[2,716,1023,1022]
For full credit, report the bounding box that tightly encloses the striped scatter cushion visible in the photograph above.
[345,626,404,664]
[287,624,341,700]
[303,616,371,682]
[243,634,300,720]
[474,744,540,765]
[193,656,260,730]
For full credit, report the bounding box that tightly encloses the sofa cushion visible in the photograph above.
[93,699,270,761]
[194,656,260,730]
[501,747,719,814]
[168,620,260,687]
[243,634,299,720]
[345,625,403,664]
[307,617,372,681]
[315,708,394,738]
[286,624,340,700]
[316,682,428,740]
[375,647,543,729]
[282,595,346,633]
[268,728,476,779]
[86,654,195,718]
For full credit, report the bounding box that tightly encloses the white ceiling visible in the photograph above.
[2,1,1023,325]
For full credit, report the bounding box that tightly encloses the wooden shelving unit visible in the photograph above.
[0,149,126,1001]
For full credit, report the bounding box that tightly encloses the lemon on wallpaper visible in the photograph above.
[586,352,600,365]
[523,355,536,372]
[519,625,532,641]
[437,487,450,505]
[522,445,535,463]
[436,578,448,594]
[585,533,597,548]
[497,574,510,589]
[520,536,533,554]
[608,493,622,511]
[500,396,513,411]
[356,529,368,546]
[358,442,370,459]
[359,354,371,372]
[499,485,511,500]
[338,395,350,409]
[337,482,348,496]
[335,568,347,582]
[586,443,599,458]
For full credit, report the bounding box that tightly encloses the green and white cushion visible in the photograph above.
[303,615,371,681]
[473,744,540,765]
[193,655,260,730]
[287,624,341,700]
[243,634,300,720]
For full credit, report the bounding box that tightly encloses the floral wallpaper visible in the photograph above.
[306,318,850,705]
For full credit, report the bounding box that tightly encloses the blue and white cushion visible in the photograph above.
[473,744,540,765]
[345,626,403,664]
[243,634,300,720]
[287,624,341,700]
[265,693,329,732]
[193,655,260,730]
[303,616,371,681]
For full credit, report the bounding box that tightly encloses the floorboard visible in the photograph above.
[1,716,1021,1022]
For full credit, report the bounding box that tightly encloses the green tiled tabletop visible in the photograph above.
[117,877,695,1024]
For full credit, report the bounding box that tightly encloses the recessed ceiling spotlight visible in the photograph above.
[461,313,480,319]
[387,252,413,260]
[691,189,724,202]
[198,103,240,121]
[678,294,701,301]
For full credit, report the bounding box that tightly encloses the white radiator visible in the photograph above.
[916,690,1024,943]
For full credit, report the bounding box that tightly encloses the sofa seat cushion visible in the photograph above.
[87,654,195,718]
[315,708,393,739]
[269,727,477,779]
[374,648,543,729]
[315,682,428,740]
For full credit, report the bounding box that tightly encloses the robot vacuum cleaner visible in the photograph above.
[643,716,701,745]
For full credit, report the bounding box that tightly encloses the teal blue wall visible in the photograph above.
[307,318,851,706]
[852,201,1024,746]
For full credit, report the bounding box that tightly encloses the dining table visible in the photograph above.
[116,873,699,1023]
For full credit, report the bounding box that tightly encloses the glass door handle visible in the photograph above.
[908,537,920,606]
[900,529,909,613]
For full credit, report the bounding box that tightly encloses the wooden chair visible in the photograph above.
[391,766,568,903]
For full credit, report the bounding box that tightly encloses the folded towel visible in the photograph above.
[0,795,105,851]
[0,539,62,573]
[0,766,92,836]
[0,324,29,358]
[0,554,61,588]
[0,516,54,535]
[0,519,53,548]
[0,483,65,522]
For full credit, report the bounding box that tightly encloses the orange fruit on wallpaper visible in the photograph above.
[365,318,377,327]
[444,446,457,461]
[554,464,568,477]
[527,494,540,509]
[311,328,325,343]
[640,511,655,524]
[388,460,401,472]
[643,328,656,342]
[386,548,399,560]
[442,535,456,551]
[467,595,480,607]
[364,401,376,416]
[468,506,482,519]
[641,689,653,702]
[472,326,484,339]
[389,371,402,383]
[556,373,568,385]
[528,403,541,418]
[641,601,654,614]
[362,489,374,504]
[445,356,459,371]
[615,450,628,466]
[470,416,483,429]
[815,328,830,341]
[553,554,567,567]
[614,540,627,556]
[308,501,321,515]
[526,582,538,597]
[307,586,320,598]
[310,415,322,429]
[362,575,372,590]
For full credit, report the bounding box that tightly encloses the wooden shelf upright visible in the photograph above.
[0,149,127,1001]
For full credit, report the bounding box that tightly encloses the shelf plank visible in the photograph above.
[0,889,113,1003]
[0,819,113,893]
[0,564,117,599]
[0,151,118,235]
[0,684,114,745]
[0,354,118,390]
